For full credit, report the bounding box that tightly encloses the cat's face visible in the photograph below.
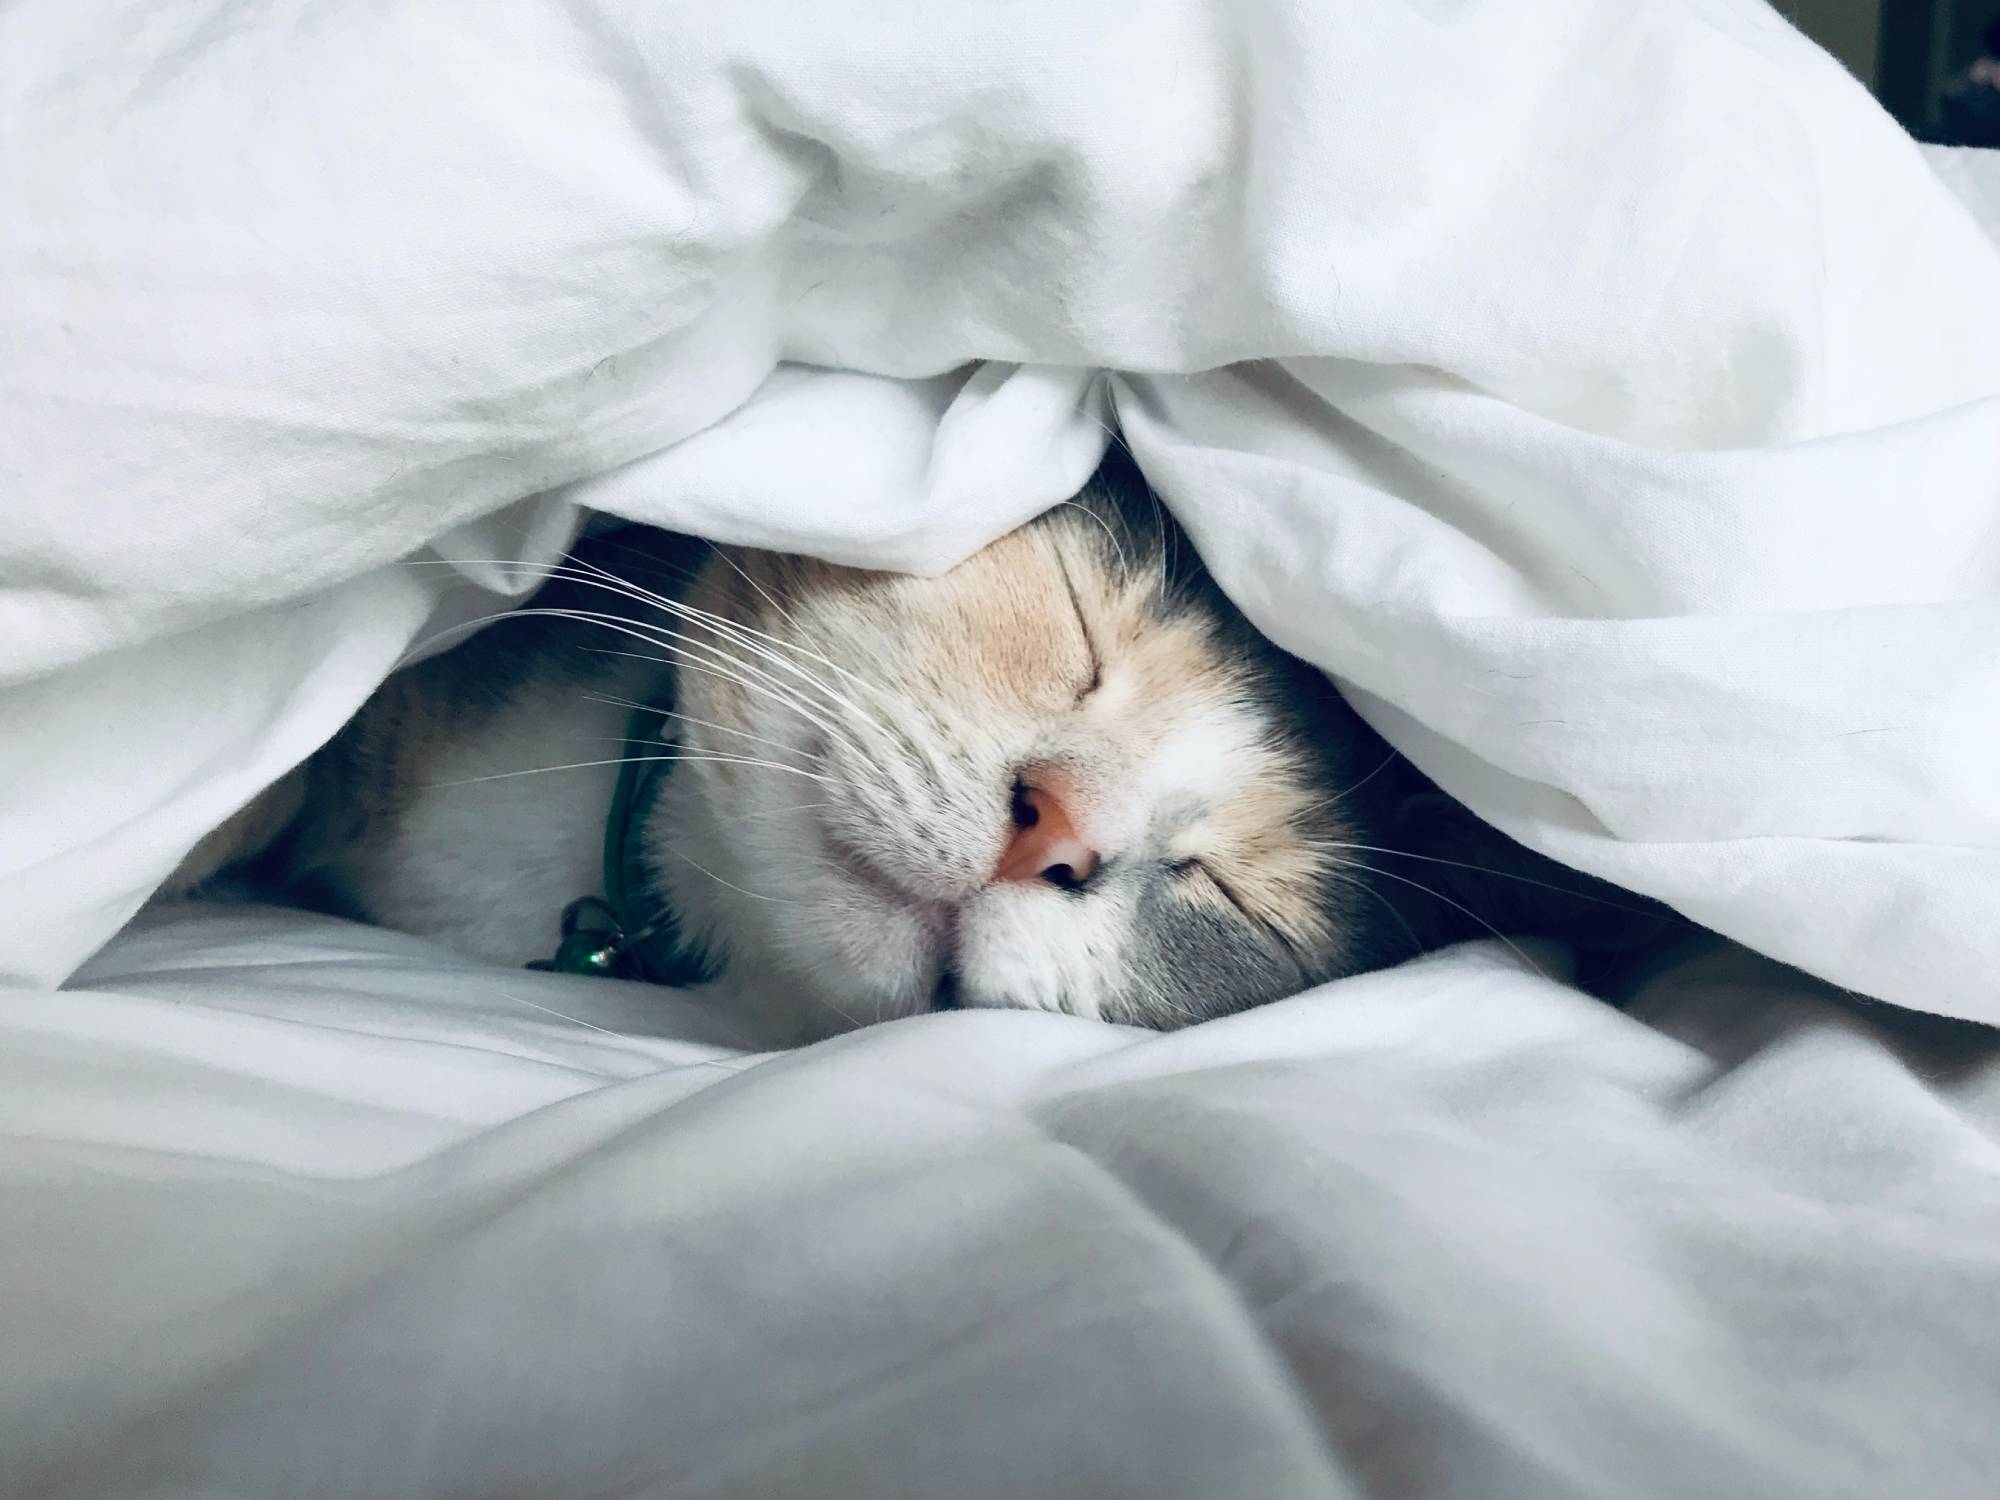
[646,467,1412,1042]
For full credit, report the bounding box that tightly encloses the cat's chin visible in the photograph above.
[687,836,1133,1039]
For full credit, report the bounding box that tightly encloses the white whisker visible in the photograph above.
[707,544,835,663]
[489,604,867,757]
[1327,748,1403,806]
[405,555,947,788]
[1052,498,1132,576]
[423,753,832,790]
[1322,855,1549,981]
[578,690,821,770]
[557,556,907,736]
[491,989,756,1072]
[1316,840,1668,921]
[657,843,805,906]
[1323,869,1426,961]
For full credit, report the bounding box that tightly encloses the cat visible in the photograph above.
[175,454,1659,1044]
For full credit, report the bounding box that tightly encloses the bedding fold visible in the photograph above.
[4,908,1996,1498]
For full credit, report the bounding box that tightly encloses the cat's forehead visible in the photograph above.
[729,498,1317,808]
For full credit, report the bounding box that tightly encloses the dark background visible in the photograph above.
[1786,0,2000,142]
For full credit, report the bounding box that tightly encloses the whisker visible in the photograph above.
[556,556,907,736]
[578,690,821,770]
[497,604,868,756]
[706,544,834,663]
[586,644,873,768]
[493,988,630,1038]
[543,579,901,766]
[1321,854,1551,981]
[1323,869,1427,962]
[1052,497,1132,576]
[405,558,883,731]
[1316,841,1670,921]
[405,556,943,788]
[1088,398,1173,604]
[395,604,555,668]
[656,843,805,906]
[1329,747,1403,805]
[490,988,756,1071]
[423,753,833,790]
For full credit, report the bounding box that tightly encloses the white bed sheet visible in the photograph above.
[5,905,1997,1498]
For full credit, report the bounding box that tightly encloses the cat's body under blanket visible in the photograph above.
[176,457,1660,1045]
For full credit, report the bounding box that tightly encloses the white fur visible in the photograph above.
[345,681,632,968]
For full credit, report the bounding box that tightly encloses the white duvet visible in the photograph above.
[4,1,2000,1494]
[7,909,1998,1498]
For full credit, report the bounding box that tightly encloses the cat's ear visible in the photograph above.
[1390,793,1676,953]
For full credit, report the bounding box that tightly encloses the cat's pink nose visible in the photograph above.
[996,778,1100,889]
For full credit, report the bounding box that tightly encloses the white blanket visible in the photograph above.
[2,0,1997,1017]
[5,905,1997,1498]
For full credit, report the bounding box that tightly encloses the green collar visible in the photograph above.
[527,703,710,987]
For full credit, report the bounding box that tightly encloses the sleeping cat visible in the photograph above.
[177,454,1654,1043]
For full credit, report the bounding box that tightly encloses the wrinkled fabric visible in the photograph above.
[3,906,1997,1498]
[1,8,1996,1002]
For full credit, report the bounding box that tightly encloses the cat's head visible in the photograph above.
[642,459,1653,1042]
[638,457,1410,1042]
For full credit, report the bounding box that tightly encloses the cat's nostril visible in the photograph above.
[995,778,1101,889]
[1010,780,1039,831]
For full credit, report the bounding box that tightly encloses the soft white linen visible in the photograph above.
[3,904,1997,1498]
[2,2,1998,1017]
